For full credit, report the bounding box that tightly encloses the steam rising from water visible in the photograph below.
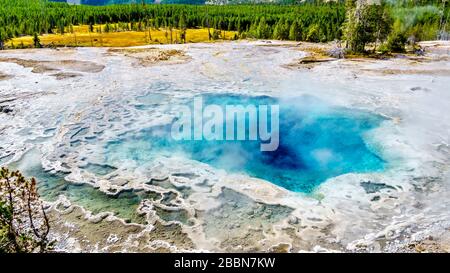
[105,94,385,192]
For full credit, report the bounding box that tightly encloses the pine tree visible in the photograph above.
[236,18,242,34]
[273,19,283,40]
[33,32,41,48]
[104,23,111,33]
[344,0,393,53]
[289,20,301,41]
[257,17,271,39]
[179,14,187,43]
[0,28,9,50]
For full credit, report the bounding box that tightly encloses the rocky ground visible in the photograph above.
[0,40,449,252]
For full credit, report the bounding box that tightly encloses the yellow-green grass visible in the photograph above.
[8,27,238,48]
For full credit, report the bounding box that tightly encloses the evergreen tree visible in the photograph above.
[236,18,242,34]
[344,0,393,53]
[0,0,445,50]
[179,13,187,43]
[273,19,284,40]
[0,28,9,50]
[306,24,321,42]
[289,20,302,41]
[33,33,42,48]
[257,17,271,39]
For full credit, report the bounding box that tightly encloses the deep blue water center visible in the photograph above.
[106,95,385,193]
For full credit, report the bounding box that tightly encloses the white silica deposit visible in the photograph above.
[0,41,449,252]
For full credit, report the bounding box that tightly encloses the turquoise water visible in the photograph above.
[10,149,158,224]
[10,149,192,225]
[106,95,385,193]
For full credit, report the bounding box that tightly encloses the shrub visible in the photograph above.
[0,168,52,253]
[386,31,407,53]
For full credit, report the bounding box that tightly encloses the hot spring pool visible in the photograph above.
[105,95,386,193]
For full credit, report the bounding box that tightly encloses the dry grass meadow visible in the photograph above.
[8,25,238,48]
